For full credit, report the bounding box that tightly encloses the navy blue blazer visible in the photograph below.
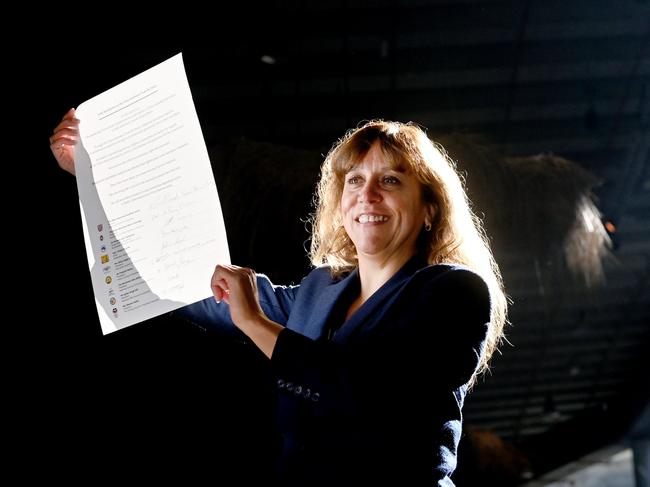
[177,255,490,486]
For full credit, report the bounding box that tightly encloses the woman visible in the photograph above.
[51,112,507,485]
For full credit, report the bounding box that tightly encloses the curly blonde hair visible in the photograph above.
[310,120,507,381]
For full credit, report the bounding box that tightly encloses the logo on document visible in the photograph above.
[109,297,116,305]
[112,308,118,317]
[105,276,112,284]
[100,245,106,253]
[100,235,104,241]
[97,224,103,232]
[101,254,110,264]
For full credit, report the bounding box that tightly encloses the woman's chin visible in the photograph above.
[356,246,398,263]
[354,241,387,257]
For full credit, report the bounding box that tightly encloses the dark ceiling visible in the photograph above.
[34,1,649,484]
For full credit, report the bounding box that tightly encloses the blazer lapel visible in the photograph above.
[332,256,427,343]
[298,269,360,340]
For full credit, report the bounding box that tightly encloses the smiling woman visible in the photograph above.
[312,120,507,378]
[51,116,507,486]
[190,120,508,485]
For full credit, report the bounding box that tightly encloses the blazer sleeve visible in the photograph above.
[173,273,299,339]
[270,267,491,415]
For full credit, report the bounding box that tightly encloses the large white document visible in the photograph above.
[74,53,229,335]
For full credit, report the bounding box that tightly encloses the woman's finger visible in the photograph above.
[53,117,80,134]
[49,136,78,149]
[215,281,230,303]
[50,134,79,147]
[62,107,76,120]
[213,285,229,303]
[49,129,79,145]
[211,267,230,303]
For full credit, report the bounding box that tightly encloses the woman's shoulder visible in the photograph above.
[413,261,476,279]
[412,262,489,298]
[398,263,492,328]
[300,265,348,287]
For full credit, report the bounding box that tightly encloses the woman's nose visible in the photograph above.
[358,181,382,203]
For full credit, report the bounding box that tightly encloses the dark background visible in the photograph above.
[21,1,650,484]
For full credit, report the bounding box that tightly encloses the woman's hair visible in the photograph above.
[310,120,507,383]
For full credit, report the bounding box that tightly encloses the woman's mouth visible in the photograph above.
[356,214,389,224]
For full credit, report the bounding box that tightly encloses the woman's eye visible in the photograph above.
[383,176,400,184]
[347,176,361,184]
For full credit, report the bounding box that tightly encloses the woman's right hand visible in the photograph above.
[49,108,80,175]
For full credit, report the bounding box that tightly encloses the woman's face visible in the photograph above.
[340,141,429,266]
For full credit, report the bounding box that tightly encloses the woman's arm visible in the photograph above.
[174,271,299,340]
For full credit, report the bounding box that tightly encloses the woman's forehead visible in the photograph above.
[345,152,408,172]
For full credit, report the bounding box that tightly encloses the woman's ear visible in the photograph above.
[425,204,436,226]
[423,206,434,232]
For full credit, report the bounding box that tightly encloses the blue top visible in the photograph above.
[176,255,490,486]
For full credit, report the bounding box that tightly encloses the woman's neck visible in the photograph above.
[357,251,415,302]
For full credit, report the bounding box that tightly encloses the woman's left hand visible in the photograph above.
[211,264,284,359]
[211,264,267,329]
